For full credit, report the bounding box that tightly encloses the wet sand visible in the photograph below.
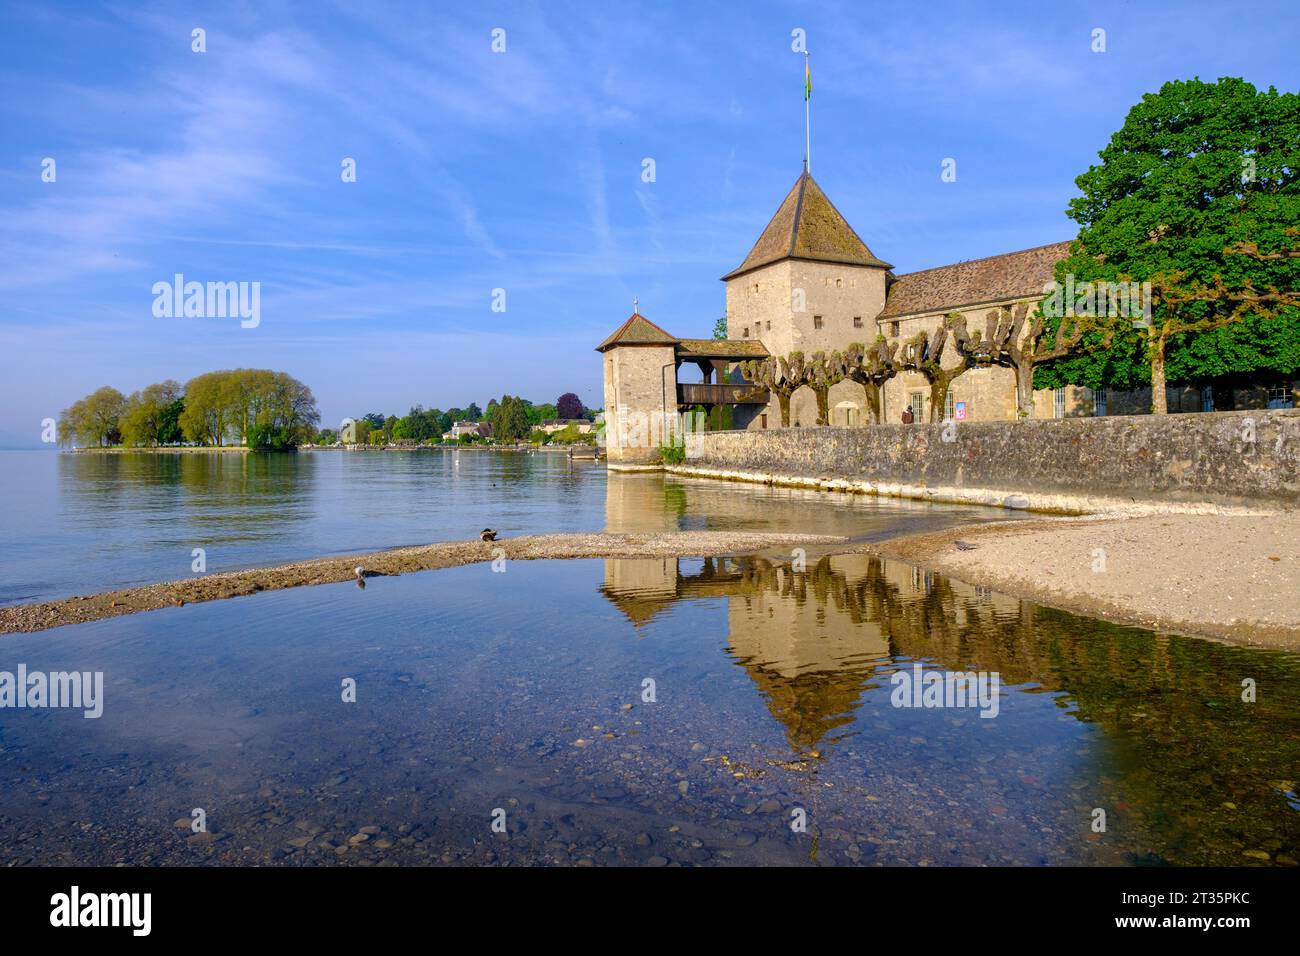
[870,511,1300,648]
[0,531,843,635]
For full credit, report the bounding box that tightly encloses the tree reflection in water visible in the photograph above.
[601,552,1300,866]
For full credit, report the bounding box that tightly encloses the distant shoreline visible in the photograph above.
[63,443,598,454]
[68,446,250,454]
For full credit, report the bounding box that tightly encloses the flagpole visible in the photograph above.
[804,51,811,174]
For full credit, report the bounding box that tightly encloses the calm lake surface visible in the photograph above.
[1,448,997,607]
[1,449,1298,866]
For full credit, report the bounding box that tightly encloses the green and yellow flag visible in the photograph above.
[804,57,811,101]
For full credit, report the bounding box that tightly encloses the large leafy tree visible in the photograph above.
[175,369,319,447]
[58,386,126,447]
[1036,77,1300,411]
[556,392,584,419]
[489,394,531,442]
[120,380,183,446]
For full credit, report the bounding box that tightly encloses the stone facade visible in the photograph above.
[714,172,1295,427]
[727,257,890,427]
[600,342,676,463]
[597,168,1296,446]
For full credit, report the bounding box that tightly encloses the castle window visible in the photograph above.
[742,326,749,338]
[813,315,824,329]
[853,316,863,329]
[835,278,843,288]
[766,320,771,331]
[753,282,759,293]
[890,321,900,337]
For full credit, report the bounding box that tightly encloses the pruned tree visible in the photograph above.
[806,350,848,425]
[844,337,899,424]
[740,354,799,427]
[948,303,1106,418]
[897,315,971,422]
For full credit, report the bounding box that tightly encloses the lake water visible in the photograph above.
[1,450,1298,867]
[0,448,1008,607]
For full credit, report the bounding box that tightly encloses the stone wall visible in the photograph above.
[681,409,1300,509]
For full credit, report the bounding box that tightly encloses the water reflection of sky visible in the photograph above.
[3,554,1296,867]
[1,449,1019,605]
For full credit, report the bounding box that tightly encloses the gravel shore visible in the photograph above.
[870,511,1300,648]
[6,514,1297,649]
[0,531,843,635]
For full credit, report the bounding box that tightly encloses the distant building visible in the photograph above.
[443,420,490,441]
[538,419,596,435]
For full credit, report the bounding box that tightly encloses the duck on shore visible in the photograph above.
[480,529,498,542]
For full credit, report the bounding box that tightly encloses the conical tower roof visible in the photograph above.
[594,312,679,352]
[722,170,891,280]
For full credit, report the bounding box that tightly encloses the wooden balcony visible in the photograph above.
[677,383,770,406]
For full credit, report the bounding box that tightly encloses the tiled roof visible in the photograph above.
[722,171,892,280]
[879,241,1072,319]
[675,338,769,359]
[594,312,680,352]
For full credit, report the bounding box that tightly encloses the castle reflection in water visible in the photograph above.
[595,471,1300,867]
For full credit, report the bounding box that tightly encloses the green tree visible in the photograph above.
[158,397,185,444]
[180,371,232,445]
[179,369,319,446]
[526,402,558,426]
[120,380,182,446]
[1036,77,1300,412]
[489,394,531,443]
[712,316,728,340]
[58,386,126,447]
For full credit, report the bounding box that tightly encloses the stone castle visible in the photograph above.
[597,168,1292,463]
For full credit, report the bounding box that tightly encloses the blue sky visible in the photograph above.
[2,0,1298,445]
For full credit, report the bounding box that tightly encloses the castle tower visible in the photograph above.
[595,311,679,464]
[722,171,892,426]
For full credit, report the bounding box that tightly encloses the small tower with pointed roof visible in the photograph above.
[595,310,680,463]
[723,170,892,425]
